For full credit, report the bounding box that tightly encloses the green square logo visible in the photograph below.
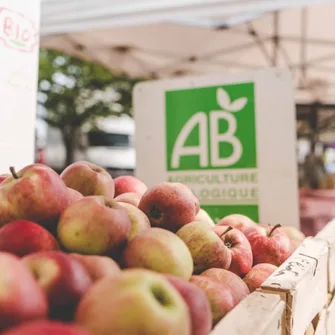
[165,83,256,171]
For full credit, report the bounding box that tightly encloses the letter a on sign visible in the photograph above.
[171,112,208,168]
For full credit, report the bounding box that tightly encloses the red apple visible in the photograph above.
[0,252,48,331]
[57,196,131,256]
[114,192,142,207]
[122,228,194,280]
[22,251,92,309]
[1,320,92,335]
[164,275,212,335]
[216,214,256,234]
[243,263,278,292]
[139,182,200,232]
[75,269,191,335]
[67,187,84,204]
[114,175,147,197]
[244,224,294,266]
[200,268,249,304]
[61,161,115,199]
[117,202,150,239]
[213,226,253,277]
[0,174,10,184]
[0,164,71,227]
[70,254,121,282]
[0,220,59,257]
[176,221,231,274]
[189,275,235,326]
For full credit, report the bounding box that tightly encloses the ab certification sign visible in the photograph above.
[134,69,299,228]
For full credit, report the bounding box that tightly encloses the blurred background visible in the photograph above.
[35,49,139,177]
[36,0,335,234]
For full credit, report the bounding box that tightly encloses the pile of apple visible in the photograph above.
[0,161,306,335]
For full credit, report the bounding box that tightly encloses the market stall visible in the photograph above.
[1,1,335,334]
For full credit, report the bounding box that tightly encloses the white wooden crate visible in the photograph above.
[210,291,284,335]
[316,219,335,293]
[314,309,327,335]
[326,295,335,334]
[260,237,328,335]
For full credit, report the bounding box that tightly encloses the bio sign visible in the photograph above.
[0,0,40,173]
[134,69,299,227]
[0,7,38,52]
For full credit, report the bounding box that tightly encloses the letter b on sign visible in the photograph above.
[166,83,257,171]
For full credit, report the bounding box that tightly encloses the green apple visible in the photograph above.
[61,161,115,199]
[117,202,150,240]
[194,209,215,227]
[58,196,131,256]
[122,228,193,280]
[75,269,191,335]
[176,221,231,274]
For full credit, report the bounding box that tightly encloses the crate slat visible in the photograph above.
[314,309,327,335]
[316,218,335,293]
[326,295,335,334]
[260,237,328,335]
[210,291,284,335]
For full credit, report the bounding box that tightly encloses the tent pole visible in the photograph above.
[272,11,279,66]
[248,23,272,66]
[300,7,308,84]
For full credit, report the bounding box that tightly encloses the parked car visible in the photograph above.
[44,116,135,177]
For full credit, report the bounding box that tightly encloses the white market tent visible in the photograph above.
[40,0,335,104]
[41,0,326,34]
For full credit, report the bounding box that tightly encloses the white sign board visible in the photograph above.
[134,68,299,227]
[0,0,40,173]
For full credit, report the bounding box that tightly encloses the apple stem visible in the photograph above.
[268,224,282,237]
[219,226,233,238]
[150,206,161,219]
[9,166,18,179]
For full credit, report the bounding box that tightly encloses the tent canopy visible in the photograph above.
[41,0,325,35]
[41,0,335,103]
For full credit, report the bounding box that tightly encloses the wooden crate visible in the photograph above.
[259,237,328,335]
[210,291,285,335]
[211,221,334,335]
[313,309,327,335]
[326,294,335,334]
[316,219,335,293]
